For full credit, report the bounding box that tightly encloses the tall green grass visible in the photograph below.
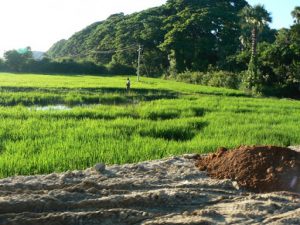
[0,73,299,177]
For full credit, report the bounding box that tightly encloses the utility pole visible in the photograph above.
[137,44,142,82]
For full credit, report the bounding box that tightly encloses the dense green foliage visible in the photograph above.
[0,55,127,75]
[175,70,242,89]
[239,5,272,91]
[256,23,300,96]
[47,0,249,74]
[4,47,34,72]
[0,73,300,178]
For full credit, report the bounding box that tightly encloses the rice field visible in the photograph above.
[0,72,300,178]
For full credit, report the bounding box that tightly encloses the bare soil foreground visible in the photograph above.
[0,147,300,225]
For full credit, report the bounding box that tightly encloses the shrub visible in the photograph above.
[0,58,7,72]
[176,71,207,84]
[176,70,242,89]
[107,62,136,75]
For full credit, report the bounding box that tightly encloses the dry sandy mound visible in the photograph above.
[196,146,300,193]
[0,151,299,224]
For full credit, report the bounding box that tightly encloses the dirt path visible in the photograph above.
[0,154,299,225]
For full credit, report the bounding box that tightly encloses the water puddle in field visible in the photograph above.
[29,104,104,111]
[31,105,72,111]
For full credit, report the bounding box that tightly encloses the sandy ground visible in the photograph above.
[0,153,300,225]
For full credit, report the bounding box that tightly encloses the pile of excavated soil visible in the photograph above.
[196,146,300,193]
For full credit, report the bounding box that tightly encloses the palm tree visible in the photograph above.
[240,5,272,90]
[291,6,300,24]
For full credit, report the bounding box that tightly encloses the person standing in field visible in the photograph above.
[126,78,131,92]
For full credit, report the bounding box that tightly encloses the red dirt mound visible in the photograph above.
[196,146,300,193]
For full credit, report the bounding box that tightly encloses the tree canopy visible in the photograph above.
[239,4,272,90]
[292,6,300,24]
[47,0,249,75]
[4,47,33,72]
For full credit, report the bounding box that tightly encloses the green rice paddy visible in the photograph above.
[0,73,299,178]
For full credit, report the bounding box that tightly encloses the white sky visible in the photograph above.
[0,0,298,56]
[0,0,167,55]
[247,0,298,29]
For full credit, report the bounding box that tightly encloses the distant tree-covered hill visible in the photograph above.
[47,0,253,76]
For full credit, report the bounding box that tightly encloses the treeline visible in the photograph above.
[176,20,300,97]
[0,48,135,75]
[47,0,250,75]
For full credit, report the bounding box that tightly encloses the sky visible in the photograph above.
[247,0,298,29]
[0,0,298,56]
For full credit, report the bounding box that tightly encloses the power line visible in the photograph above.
[64,44,139,58]
[51,44,144,79]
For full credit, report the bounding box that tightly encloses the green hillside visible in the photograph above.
[0,73,300,178]
[47,0,249,75]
